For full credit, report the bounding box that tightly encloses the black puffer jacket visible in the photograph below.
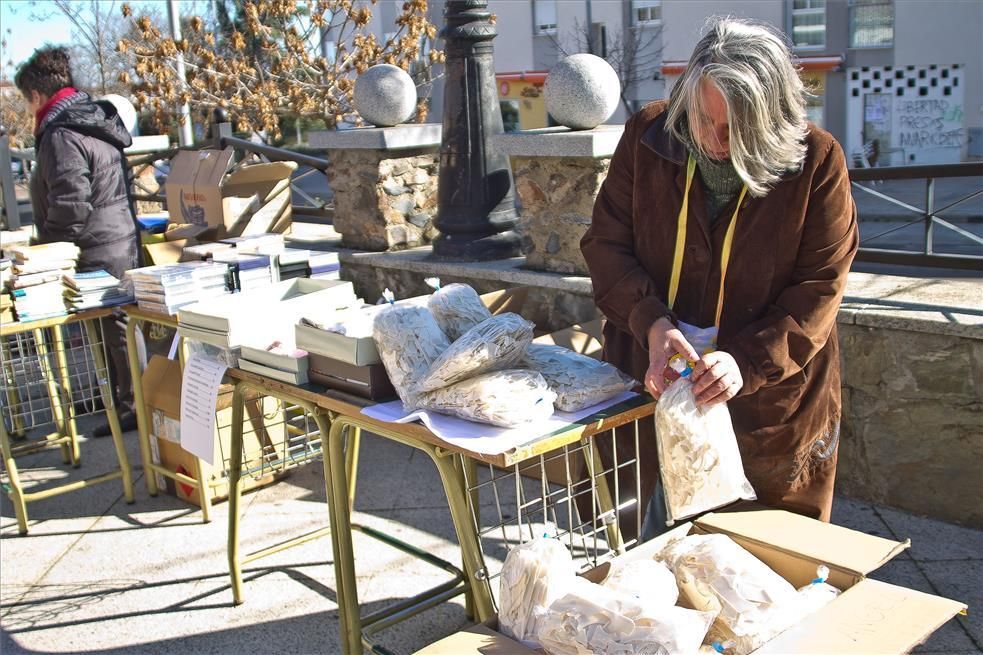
[31,93,141,277]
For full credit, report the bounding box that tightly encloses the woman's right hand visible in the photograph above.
[645,317,700,399]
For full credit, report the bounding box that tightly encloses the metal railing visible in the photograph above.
[849,162,982,270]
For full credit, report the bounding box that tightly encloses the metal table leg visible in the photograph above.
[125,317,158,497]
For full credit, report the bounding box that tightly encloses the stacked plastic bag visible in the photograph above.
[370,282,638,427]
[499,537,576,646]
[654,369,756,524]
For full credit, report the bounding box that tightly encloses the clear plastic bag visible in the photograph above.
[654,377,756,524]
[661,534,804,654]
[427,282,492,341]
[523,344,637,412]
[538,576,715,655]
[416,313,534,393]
[601,559,679,609]
[499,537,576,647]
[416,370,556,427]
[371,304,450,408]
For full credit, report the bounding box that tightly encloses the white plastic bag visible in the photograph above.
[661,534,805,654]
[523,344,637,412]
[538,576,715,655]
[499,537,576,647]
[654,377,755,524]
[416,313,534,392]
[416,370,556,427]
[371,304,450,408]
[427,282,492,341]
[601,559,679,609]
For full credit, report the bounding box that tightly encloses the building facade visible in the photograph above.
[486,0,982,163]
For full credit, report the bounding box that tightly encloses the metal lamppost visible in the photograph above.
[432,0,520,261]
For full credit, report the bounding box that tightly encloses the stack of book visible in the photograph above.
[127,262,230,315]
[308,251,341,280]
[221,233,285,254]
[63,270,134,311]
[182,242,234,261]
[211,251,274,292]
[257,247,310,282]
[238,340,310,385]
[0,260,12,324]
[7,242,80,321]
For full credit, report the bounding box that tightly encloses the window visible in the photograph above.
[790,0,826,49]
[500,100,520,133]
[850,0,893,48]
[632,0,662,25]
[534,0,557,35]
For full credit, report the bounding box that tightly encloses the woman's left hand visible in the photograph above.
[690,351,744,406]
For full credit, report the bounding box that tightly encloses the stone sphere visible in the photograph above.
[545,54,621,130]
[354,64,417,127]
[99,93,138,135]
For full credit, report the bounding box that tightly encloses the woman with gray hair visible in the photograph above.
[581,17,858,538]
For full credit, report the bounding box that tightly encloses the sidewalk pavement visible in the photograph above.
[2,416,981,655]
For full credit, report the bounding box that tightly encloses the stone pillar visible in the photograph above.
[433,0,520,261]
[494,125,623,275]
[311,125,441,251]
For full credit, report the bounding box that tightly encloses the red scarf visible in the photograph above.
[34,86,78,133]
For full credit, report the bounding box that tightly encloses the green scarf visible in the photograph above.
[679,122,744,224]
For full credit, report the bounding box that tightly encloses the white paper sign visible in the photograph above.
[180,353,229,465]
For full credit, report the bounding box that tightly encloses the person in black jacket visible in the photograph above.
[16,46,141,436]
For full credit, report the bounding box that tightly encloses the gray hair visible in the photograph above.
[666,17,809,197]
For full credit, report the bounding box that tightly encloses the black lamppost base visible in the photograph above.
[431,229,521,262]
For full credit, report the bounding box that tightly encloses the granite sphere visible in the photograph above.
[354,64,417,127]
[545,54,621,130]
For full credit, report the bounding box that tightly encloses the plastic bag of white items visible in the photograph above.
[416,313,534,393]
[795,565,841,617]
[523,344,637,412]
[427,282,492,341]
[372,304,450,408]
[499,537,576,647]
[538,576,715,655]
[416,370,556,427]
[661,533,806,655]
[602,559,679,609]
[654,376,755,524]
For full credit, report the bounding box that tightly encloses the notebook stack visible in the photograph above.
[269,248,311,282]
[6,242,80,322]
[211,251,275,292]
[0,259,12,324]
[127,262,230,315]
[63,270,134,311]
[308,251,341,280]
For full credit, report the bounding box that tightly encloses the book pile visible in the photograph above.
[63,270,134,311]
[238,340,310,385]
[211,251,274,292]
[0,259,12,323]
[127,262,230,315]
[272,248,310,282]
[308,251,341,280]
[6,242,80,322]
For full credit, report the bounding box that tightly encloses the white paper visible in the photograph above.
[361,391,638,456]
[179,353,229,465]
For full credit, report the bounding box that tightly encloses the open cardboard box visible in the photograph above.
[417,507,967,655]
[141,355,286,507]
[165,148,296,241]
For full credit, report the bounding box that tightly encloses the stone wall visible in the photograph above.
[511,155,609,275]
[837,322,982,527]
[326,148,439,251]
[128,157,163,214]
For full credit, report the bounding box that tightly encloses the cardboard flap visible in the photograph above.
[696,508,910,578]
[194,148,235,187]
[481,287,530,316]
[754,578,967,655]
[166,150,202,185]
[533,320,604,358]
[142,355,183,419]
[224,160,297,187]
[413,622,532,654]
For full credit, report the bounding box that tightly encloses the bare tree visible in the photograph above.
[552,18,663,116]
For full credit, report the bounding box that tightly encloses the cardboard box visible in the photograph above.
[307,354,396,401]
[165,148,296,240]
[141,355,287,506]
[418,507,967,655]
[144,238,198,266]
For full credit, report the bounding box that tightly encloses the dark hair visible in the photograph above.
[15,46,75,98]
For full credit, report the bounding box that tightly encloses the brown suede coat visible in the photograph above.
[581,102,858,527]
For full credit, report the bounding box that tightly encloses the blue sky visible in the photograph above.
[1,0,206,78]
